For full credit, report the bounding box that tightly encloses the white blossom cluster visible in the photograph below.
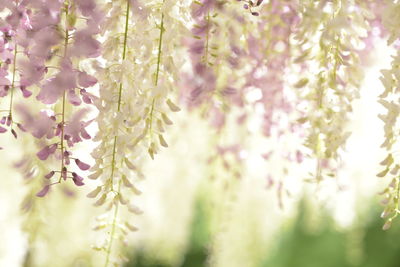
[87,0,189,264]
[294,0,370,181]
[377,0,400,230]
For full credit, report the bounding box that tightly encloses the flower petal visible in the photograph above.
[36,185,50,197]
[75,159,90,171]
[78,71,97,88]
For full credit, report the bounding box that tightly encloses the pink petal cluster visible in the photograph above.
[5,0,101,195]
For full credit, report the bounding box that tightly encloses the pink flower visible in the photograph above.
[16,123,26,132]
[16,104,55,138]
[74,158,90,171]
[189,40,204,55]
[129,0,149,20]
[64,109,92,145]
[72,172,84,186]
[44,171,55,179]
[191,23,208,36]
[62,167,67,181]
[37,59,77,104]
[36,185,50,197]
[37,143,57,160]
[78,71,97,88]
[191,0,214,18]
[6,115,11,126]
[20,86,32,98]
[0,1,13,10]
[19,59,46,87]
[75,0,96,16]
[296,150,303,163]
[0,48,14,64]
[0,68,11,97]
[80,89,97,104]
[71,29,100,58]
[80,126,91,139]
[210,107,225,129]
[30,3,63,30]
[30,27,61,59]
[67,89,82,106]
[63,151,71,165]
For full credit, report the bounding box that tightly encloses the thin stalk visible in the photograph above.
[149,99,156,134]
[149,10,165,135]
[58,2,69,183]
[109,136,118,191]
[104,1,130,266]
[10,0,20,119]
[155,13,165,86]
[109,0,131,191]
[8,43,18,122]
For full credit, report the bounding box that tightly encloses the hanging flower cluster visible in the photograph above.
[0,1,36,142]
[87,0,189,264]
[377,0,400,230]
[3,0,400,265]
[294,0,371,181]
[30,0,99,195]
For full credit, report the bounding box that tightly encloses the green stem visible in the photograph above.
[149,10,164,136]
[116,1,130,112]
[109,136,118,190]
[58,2,69,183]
[104,1,130,266]
[8,43,18,122]
[149,99,155,134]
[104,181,121,267]
[155,13,164,86]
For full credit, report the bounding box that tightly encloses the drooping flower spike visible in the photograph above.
[17,0,100,195]
[294,0,373,182]
[88,0,188,264]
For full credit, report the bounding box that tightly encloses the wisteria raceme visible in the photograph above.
[243,1,306,204]
[88,1,142,263]
[182,0,250,122]
[27,0,99,195]
[16,137,54,266]
[2,0,400,265]
[181,0,248,184]
[293,0,371,182]
[89,0,189,264]
[377,0,400,230]
[182,0,260,205]
[0,1,36,144]
[179,3,261,262]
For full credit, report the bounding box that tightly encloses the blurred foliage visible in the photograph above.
[125,197,400,267]
[264,200,400,267]
[125,196,210,267]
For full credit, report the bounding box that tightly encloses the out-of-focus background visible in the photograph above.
[0,40,398,267]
